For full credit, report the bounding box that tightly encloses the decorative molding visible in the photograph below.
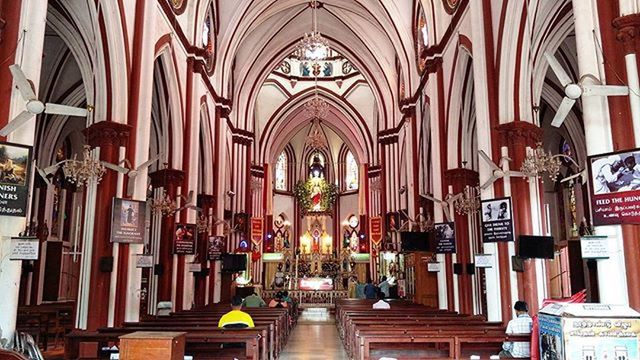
[495,121,543,149]
[84,121,132,148]
[197,193,216,208]
[149,168,185,188]
[613,14,640,55]
[444,168,479,188]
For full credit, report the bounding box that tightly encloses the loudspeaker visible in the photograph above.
[154,264,164,276]
[512,255,525,273]
[466,263,476,275]
[99,256,114,273]
[453,263,463,275]
[197,268,210,277]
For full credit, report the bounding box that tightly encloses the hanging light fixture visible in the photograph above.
[520,143,563,182]
[306,118,327,150]
[149,163,179,216]
[62,145,106,186]
[452,185,481,216]
[296,0,329,62]
[196,214,211,233]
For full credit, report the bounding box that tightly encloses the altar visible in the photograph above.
[299,277,333,291]
[262,289,348,308]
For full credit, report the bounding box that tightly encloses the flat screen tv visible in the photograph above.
[400,232,434,252]
[221,254,247,273]
[518,235,555,259]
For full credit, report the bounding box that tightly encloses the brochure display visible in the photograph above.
[538,303,640,360]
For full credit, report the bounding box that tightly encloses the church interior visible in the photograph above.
[2,0,640,359]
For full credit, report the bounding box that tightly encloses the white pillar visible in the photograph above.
[0,0,47,343]
[572,0,629,305]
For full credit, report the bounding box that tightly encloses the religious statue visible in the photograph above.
[323,62,333,77]
[310,183,323,211]
[272,262,286,289]
[285,258,291,273]
[274,232,284,252]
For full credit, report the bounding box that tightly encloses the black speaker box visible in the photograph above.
[99,256,114,273]
[466,263,476,275]
[512,255,525,273]
[154,264,164,276]
[453,263,463,275]
[197,268,210,277]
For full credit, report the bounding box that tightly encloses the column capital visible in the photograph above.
[495,121,542,149]
[84,121,132,149]
[149,168,185,189]
[197,194,216,208]
[613,14,640,54]
[444,168,479,189]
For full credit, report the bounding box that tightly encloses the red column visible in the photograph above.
[194,194,215,308]
[0,1,23,132]
[497,121,542,314]
[610,12,640,311]
[444,168,479,315]
[84,121,131,330]
[149,168,185,304]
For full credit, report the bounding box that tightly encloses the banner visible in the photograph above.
[587,148,640,225]
[434,222,456,253]
[481,196,515,242]
[369,216,383,245]
[0,142,32,217]
[173,223,196,255]
[250,217,263,245]
[110,198,147,243]
[208,236,225,260]
[9,236,39,260]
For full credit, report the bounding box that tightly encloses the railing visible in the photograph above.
[262,290,348,308]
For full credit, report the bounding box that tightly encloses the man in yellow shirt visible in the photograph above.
[218,295,255,328]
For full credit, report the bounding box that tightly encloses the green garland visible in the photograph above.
[294,179,338,215]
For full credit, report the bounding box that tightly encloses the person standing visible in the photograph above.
[364,278,377,299]
[500,301,533,358]
[378,276,390,298]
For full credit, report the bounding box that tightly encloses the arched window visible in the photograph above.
[202,6,215,70]
[275,151,287,191]
[345,151,358,190]
[309,152,325,179]
[416,5,428,72]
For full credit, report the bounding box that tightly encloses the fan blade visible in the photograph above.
[101,161,129,174]
[186,205,202,212]
[9,64,37,101]
[44,103,88,117]
[136,153,161,172]
[480,175,499,190]
[126,176,136,197]
[478,150,501,172]
[421,194,444,204]
[0,110,34,136]
[505,171,527,178]
[35,166,52,185]
[582,85,629,97]
[182,190,194,204]
[560,172,582,183]
[550,97,576,128]
[43,163,61,176]
[544,52,573,87]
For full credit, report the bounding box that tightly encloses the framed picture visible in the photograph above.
[434,222,456,254]
[481,197,514,243]
[173,223,196,255]
[587,148,640,225]
[110,198,147,243]
[0,141,32,217]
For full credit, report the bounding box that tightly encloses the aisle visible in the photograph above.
[279,308,349,360]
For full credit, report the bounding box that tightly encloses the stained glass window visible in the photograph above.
[345,151,358,190]
[275,152,287,190]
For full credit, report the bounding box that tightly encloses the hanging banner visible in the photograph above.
[208,236,225,260]
[173,223,196,255]
[587,148,640,226]
[434,222,456,253]
[110,198,147,244]
[0,142,32,217]
[369,216,383,245]
[481,196,515,242]
[9,236,39,260]
[250,217,263,245]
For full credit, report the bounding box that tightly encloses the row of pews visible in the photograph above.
[336,299,530,360]
[65,304,296,359]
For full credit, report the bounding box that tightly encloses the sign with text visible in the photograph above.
[207,236,225,260]
[427,262,441,272]
[110,198,147,244]
[250,217,263,245]
[369,216,382,245]
[434,222,456,253]
[9,236,39,260]
[481,197,514,242]
[580,235,609,259]
[587,148,640,226]
[0,142,32,217]
[474,253,494,268]
[135,254,154,268]
[173,223,196,255]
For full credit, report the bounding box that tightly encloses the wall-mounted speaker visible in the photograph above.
[512,256,525,273]
[453,263,463,275]
[99,256,114,273]
[466,263,476,275]
[154,264,164,276]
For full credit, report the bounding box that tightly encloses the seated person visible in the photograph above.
[218,295,255,328]
[268,291,289,308]
[244,291,266,308]
[364,278,377,299]
[372,291,390,309]
[281,291,293,305]
[500,301,532,358]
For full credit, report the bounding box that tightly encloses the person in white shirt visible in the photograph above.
[593,155,625,194]
[378,276,390,298]
[500,301,532,358]
[372,292,391,309]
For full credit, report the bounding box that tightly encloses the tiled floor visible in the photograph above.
[279,308,349,360]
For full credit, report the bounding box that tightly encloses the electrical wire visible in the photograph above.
[591,29,640,98]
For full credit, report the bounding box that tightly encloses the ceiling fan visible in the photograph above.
[0,64,89,137]
[544,52,629,128]
[478,150,527,189]
[174,191,202,214]
[560,168,588,185]
[421,193,461,222]
[100,153,163,196]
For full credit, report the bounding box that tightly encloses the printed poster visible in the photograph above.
[110,198,147,244]
[434,222,456,253]
[481,197,515,243]
[173,223,196,255]
[207,236,225,261]
[0,142,32,217]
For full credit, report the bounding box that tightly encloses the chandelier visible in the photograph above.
[296,1,329,61]
[520,143,562,182]
[150,189,177,216]
[196,214,211,233]
[306,119,327,149]
[452,185,481,216]
[304,94,329,118]
[62,145,106,186]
